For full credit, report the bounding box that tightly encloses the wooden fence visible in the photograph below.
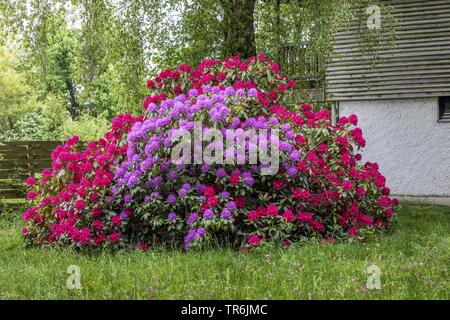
[0,141,61,199]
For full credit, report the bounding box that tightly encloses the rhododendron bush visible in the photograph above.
[22,54,397,251]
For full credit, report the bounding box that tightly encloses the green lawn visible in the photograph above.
[0,204,448,300]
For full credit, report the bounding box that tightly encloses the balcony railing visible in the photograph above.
[278,45,325,89]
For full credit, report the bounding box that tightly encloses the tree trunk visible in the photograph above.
[274,0,281,62]
[65,79,79,120]
[221,0,256,59]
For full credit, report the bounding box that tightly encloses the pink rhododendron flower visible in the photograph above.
[74,199,86,211]
[298,212,313,223]
[281,210,295,222]
[348,227,359,237]
[111,215,121,227]
[310,220,324,233]
[27,191,37,200]
[247,210,259,221]
[26,177,36,186]
[266,204,279,217]
[342,180,353,191]
[247,234,261,246]
[109,232,121,243]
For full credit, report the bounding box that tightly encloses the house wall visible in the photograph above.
[326,0,450,101]
[339,97,450,197]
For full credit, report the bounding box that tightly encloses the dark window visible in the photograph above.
[439,97,450,122]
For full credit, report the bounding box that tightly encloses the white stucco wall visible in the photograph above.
[339,97,450,197]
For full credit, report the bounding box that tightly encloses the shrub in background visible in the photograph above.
[1,101,111,142]
[0,94,68,141]
[60,114,111,141]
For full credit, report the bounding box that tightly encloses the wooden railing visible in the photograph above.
[0,141,61,199]
[278,45,325,89]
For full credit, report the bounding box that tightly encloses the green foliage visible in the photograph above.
[0,0,397,141]
[0,202,26,229]
[0,43,33,132]
[0,97,109,141]
[0,113,45,141]
[150,0,223,70]
[0,94,68,141]
[0,0,156,119]
[60,114,110,141]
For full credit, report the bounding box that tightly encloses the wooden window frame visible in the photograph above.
[438,97,450,123]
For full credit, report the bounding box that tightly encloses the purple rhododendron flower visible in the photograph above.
[226,201,237,211]
[195,183,205,194]
[120,210,129,220]
[166,194,177,205]
[168,171,178,180]
[196,227,206,238]
[224,86,235,96]
[189,88,199,97]
[203,209,214,220]
[201,163,210,173]
[243,176,254,186]
[168,212,177,221]
[287,166,298,177]
[184,229,197,250]
[127,175,139,188]
[289,150,301,162]
[285,130,295,140]
[147,102,157,112]
[220,191,230,198]
[248,88,258,97]
[178,187,188,197]
[280,141,292,152]
[178,183,191,197]
[187,212,198,225]
[112,186,119,195]
[220,209,232,219]
[216,168,227,178]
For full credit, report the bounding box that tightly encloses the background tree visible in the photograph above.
[0,42,30,131]
[220,0,256,58]
[0,0,395,140]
